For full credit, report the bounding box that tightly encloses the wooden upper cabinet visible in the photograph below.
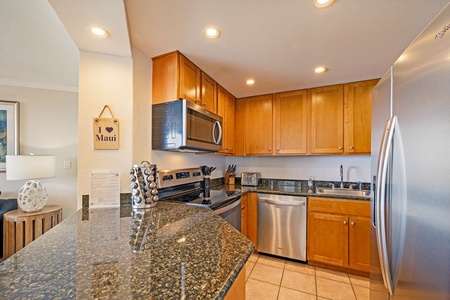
[153,51,220,112]
[344,79,379,154]
[179,54,201,105]
[234,98,246,156]
[201,72,217,113]
[152,51,179,104]
[243,95,273,155]
[274,90,308,155]
[218,85,236,154]
[310,84,344,154]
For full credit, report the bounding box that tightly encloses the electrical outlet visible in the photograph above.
[64,161,71,169]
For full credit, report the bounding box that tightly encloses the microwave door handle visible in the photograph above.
[213,121,222,145]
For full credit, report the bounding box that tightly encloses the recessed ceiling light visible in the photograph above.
[246,79,255,85]
[314,0,335,8]
[88,26,109,38]
[203,27,221,39]
[314,66,328,74]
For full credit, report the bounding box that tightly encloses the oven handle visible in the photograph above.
[214,198,241,215]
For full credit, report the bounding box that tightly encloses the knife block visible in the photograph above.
[224,172,235,185]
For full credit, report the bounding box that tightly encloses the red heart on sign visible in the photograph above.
[106,127,113,133]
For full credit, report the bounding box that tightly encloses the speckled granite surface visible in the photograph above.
[213,182,371,201]
[0,202,254,299]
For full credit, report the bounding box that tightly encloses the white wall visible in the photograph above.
[77,51,133,209]
[226,155,371,183]
[0,85,78,218]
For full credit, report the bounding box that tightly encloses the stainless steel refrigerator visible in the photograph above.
[370,4,450,300]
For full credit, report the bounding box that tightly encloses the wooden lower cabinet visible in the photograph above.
[224,265,246,300]
[307,197,370,274]
[241,193,248,237]
[246,192,258,250]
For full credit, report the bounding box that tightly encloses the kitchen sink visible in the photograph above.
[316,187,371,197]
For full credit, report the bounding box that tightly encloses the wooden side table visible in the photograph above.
[3,205,62,260]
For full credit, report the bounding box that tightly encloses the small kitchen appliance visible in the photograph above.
[241,172,260,186]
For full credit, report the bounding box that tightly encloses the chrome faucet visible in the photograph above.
[340,165,344,188]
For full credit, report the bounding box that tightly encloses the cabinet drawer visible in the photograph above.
[308,197,370,217]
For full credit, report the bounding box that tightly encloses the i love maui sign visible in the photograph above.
[93,105,119,150]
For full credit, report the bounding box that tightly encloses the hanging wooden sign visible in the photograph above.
[93,105,119,150]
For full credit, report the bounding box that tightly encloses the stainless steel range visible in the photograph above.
[157,168,242,231]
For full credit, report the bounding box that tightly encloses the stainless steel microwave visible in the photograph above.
[152,99,223,152]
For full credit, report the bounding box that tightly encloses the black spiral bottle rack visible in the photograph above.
[129,161,159,209]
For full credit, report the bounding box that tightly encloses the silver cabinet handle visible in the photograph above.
[351,222,355,225]
[339,147,343,150]
[350,146,354,150]
[343,221,347,225]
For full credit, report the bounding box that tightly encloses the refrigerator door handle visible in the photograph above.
[374,118,390,227]
[376,115,398,296]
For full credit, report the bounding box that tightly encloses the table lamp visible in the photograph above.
[6,155,56,212]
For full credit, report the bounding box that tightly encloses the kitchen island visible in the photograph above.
[0,202,254,299]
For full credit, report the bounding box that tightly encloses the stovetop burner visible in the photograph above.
[157,167,241,210]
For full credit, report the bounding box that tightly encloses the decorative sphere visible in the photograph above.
[18,180,48,212]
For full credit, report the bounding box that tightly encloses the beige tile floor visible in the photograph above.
[245,253,370,300]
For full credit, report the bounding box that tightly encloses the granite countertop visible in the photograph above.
[0,202,254,299]
[213,183,371,201]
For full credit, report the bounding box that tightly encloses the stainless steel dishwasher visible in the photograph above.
[257,193,307,261]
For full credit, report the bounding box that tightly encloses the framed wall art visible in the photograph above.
[0,101,19,172]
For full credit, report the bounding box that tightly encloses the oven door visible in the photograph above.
[214,197,241,232]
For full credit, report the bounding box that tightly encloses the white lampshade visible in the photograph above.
[6,155,56,180]
[5,155,56,212]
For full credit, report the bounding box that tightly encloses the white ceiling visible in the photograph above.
[2,1,450,98]
[0,0,79,91]
[124,0,449,97]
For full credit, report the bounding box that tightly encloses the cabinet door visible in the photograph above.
[247,192,258,248]
[310,85,344,154]
[201,72,217,112]
[274,90,308,155]
[151,51,178,104]
[344,79,379,154]
[234,98,246,156]
[349,216,371,272]
[241,193,248,237]
[179,55,201,104]
[308,212,349,267]
[218,86,236,154]
[244,95,273,155]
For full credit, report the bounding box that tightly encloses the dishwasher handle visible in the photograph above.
[259,198,306,206]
